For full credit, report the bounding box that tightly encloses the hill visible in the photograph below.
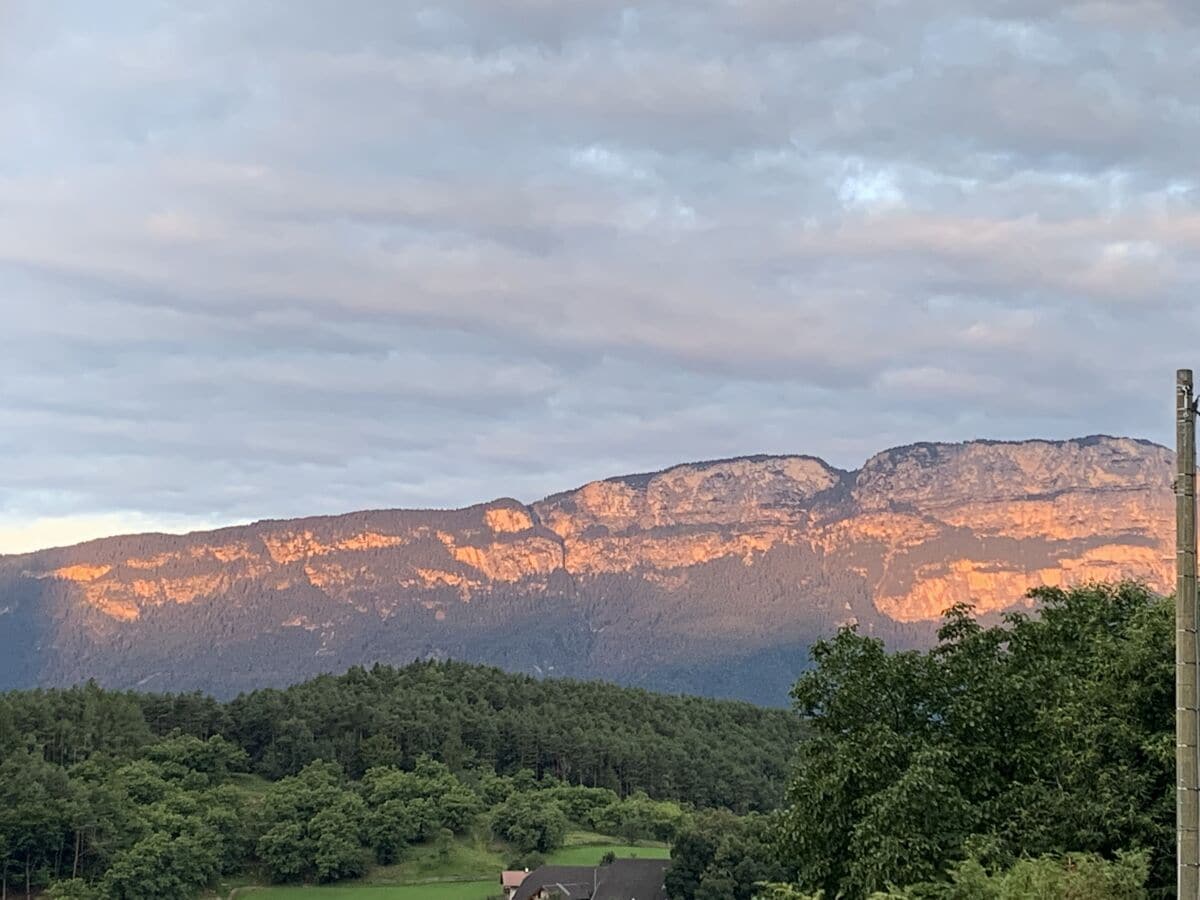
[0,661,791,898]
[5,660,801,811]
[0,436,1172,703]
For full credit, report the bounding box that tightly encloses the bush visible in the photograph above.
[591,792,690,842]
[754,851,1153,899]
[492,793,568,854]
[46,880,97,900]
[888,851,1151,900]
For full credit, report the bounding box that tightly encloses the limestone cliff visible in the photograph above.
[0,436,1173,703]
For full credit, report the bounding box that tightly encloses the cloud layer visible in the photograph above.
[2,0,1198,551]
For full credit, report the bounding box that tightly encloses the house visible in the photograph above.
[503,870,532,899]
[509,859,670,900]
[510,865,597,900]
[593,859,672,900]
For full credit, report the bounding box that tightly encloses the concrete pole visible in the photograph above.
[1179,368,1199,899]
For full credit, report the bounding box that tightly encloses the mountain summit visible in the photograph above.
[0,436,1172,703]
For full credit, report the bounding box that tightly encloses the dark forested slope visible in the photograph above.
[2,659,801,812]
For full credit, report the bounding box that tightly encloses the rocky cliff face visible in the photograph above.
[0,436,1173,703]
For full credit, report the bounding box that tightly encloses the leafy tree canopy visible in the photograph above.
[775,583,1171,898]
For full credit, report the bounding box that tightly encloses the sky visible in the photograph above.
[1,1,1199,554]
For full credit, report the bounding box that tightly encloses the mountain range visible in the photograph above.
[0,435,1173,704]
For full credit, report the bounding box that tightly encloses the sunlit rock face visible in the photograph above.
[533,456,840,576]
[0,437,1173,704]
[847,438,1172,621]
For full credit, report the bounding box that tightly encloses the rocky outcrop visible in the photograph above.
[0,436,1173,703]
[848,438,1171,620]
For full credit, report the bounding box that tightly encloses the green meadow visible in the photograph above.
[238,884,497,899]
[225,831,671,900]
[546,844,671,866]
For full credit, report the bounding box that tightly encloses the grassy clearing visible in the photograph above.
[239,883,497,899]
[561,829,619,846]
[549,829,670,865]
[202,875,259,899]
[547,844,671,866]
[561,829,670,849]
[358,838,506,884]
[225,829,668,899]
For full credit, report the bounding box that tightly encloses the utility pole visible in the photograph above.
[1179,368,1199,899]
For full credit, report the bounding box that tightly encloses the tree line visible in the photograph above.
[3,659,800,811]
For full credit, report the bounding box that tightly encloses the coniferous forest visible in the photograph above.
[0,582,1180,899]
[0,660,799,898]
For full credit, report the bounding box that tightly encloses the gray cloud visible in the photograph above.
[0,0,1197,550]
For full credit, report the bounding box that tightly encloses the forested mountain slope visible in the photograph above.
[0,436,1172,703]
[2,660,800,811]
[0,661,801,897]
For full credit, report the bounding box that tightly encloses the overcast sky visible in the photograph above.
[2,1,1198,553]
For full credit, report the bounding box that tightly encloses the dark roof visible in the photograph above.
[510,860,670,900]
[511,865,598,900]
[594,859,670,900]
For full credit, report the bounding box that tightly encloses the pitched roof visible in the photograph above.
[510,865,598,900]
[503,870,529,888]
[593,858,670,900]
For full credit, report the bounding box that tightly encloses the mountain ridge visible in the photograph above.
[2,435,1163,558]
[0,435,1174,703]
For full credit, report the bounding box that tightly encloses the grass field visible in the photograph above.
[547,843,671,865]
[225,829,670,899]
[240,883,497,899]
[358,836,504,885]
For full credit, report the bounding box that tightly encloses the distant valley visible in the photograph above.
[0,436,1172,704]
